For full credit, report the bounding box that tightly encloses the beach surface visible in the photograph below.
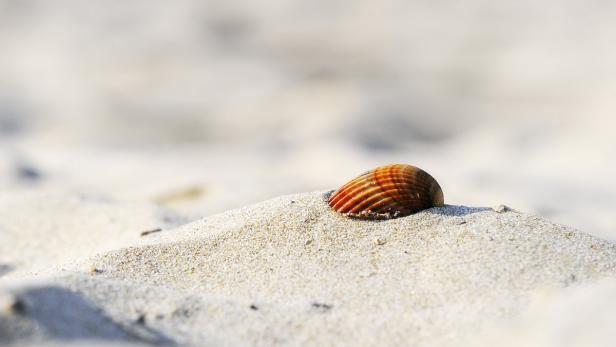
[2,1,616,345]
[2,191,616,346]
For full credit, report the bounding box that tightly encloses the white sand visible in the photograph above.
[0,191,187,276]
[2,191,615,346]
[2,0,616,237]
[2,1,616,346]
[471,278,616,347]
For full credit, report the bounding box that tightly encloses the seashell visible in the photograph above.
[328,164,444,219]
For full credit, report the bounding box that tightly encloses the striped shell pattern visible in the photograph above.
[328,164,444,219]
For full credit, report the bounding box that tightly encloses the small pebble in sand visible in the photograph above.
[493,205,512,213]
[89,266,103,274]
[451,217,467,225]
[250,304,259,311]
[136,314,146,325]
[311,302,333,312]
[16,165,42,181]
[140,228,163,237]
[2,295,26,315]
[373,238,387,246]
[155,185,206,204]
[0,264,13,276]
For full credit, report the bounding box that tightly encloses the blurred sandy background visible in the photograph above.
[1,0,615,238]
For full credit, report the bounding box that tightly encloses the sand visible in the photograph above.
[0,190,187,276]
[2,2,616,345]
[472,278,616,347]
[2,191,616,346]
[2,0,616,237]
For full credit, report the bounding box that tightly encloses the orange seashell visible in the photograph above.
[328,164,444,219]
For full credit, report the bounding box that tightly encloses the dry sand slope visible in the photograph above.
[1,191,616,346]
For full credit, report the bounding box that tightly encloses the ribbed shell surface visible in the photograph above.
[328,164,444,219]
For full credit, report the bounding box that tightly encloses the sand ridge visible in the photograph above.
[2,192,612,346]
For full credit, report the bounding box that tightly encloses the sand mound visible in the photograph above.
[30,191,611,346]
